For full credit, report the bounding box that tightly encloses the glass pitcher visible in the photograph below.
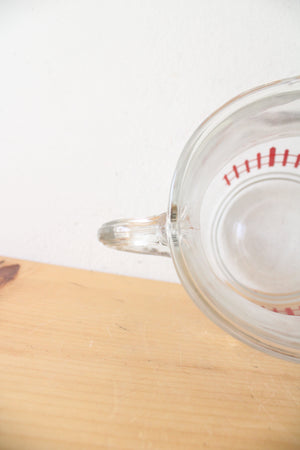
[99,76,300,362]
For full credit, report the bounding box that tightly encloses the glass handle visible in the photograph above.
[98,212,170,257]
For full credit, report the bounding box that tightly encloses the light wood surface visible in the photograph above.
[0,257,299,450]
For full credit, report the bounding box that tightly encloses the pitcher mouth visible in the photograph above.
[168,77,300,362]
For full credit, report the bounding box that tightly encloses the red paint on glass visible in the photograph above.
[283,149,289,166]
[269,147,276,167]
[224,175,230,186]
[257,153,261,169]
[223,147,300,186]
[233,165,239,178]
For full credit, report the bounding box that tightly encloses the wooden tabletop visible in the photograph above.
[0,257,299,449]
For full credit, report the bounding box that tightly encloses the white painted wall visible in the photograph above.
[0,1,299,282]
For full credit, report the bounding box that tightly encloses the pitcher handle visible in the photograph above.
[98,212,170,257]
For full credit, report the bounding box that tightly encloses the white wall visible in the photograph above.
[0,0,299,282]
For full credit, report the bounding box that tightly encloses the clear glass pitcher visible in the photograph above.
[98,76,300,362]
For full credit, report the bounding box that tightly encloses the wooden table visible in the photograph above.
[0,257,299,449]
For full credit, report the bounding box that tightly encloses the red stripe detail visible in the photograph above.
[272,308,278,313]
[224,175,230,186]
[269,147,276,166]
[285,307,295,315]
[295,154,300,168]
[233,165,239,178]
[245,160,250,172]
[283,149,289,166]
[257,153,261,169]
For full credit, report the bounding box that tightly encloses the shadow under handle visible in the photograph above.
[98,212,170,257]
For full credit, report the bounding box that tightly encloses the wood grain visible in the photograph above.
[0,257,299,449]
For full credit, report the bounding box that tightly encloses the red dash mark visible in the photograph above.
[285,307,295,316]
[272,308,278,313]
[245,160,250,173]
[283,149,289,166]
[295,154,300,168]
[269,147,276,167]
[257,153,261,169]
[224,175,230,186]
[233,165,239,178]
